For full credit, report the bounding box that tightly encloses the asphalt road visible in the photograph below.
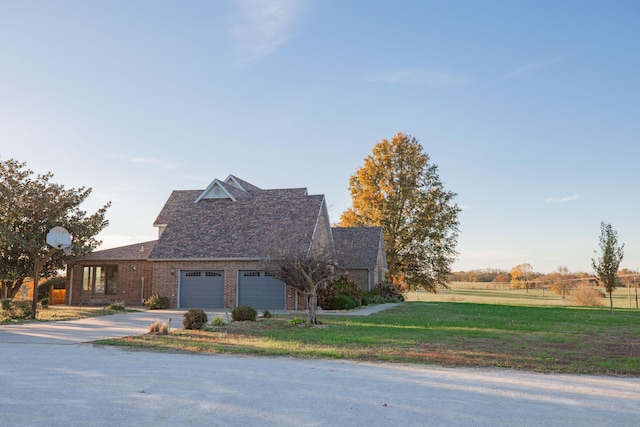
[1,309,639,426]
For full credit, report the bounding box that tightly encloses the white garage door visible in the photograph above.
[179,270,224,308]
[238,271,285,309]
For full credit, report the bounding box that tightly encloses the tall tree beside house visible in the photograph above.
[0,158,110,299]
[339,133,460,293]
[592,222,625,313]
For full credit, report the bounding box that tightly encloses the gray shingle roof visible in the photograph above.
[81,240,158,260]
[332,227,384,269]
[149,180,324,260]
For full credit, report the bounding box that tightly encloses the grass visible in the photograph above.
[0,305,137,324]
[99,301,640,376]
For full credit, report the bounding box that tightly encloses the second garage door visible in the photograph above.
[179,270,224,308]
[238,271,285,309]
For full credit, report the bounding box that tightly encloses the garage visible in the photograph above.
[238,271,286,309]
[179,270,224,308]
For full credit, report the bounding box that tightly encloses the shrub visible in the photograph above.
[318,275,363,309]
[149,321,170,335]
[327,295,359,310]
[363,292,386,305]
[9,300,33,320]
[262,309,273,318]
[210,316,226,326]
[373,282,405,302]
[570,285,603,307]
[1,299,12,311]
[107,301,126,311]
[183,308,208,329]
[232,305,258,321]
[288,317,306,325]
[145,293,170,309]
[40,298,49,309]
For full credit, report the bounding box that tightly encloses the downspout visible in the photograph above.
[140,277,145,305]
[68,267,74,305]
[368,269,372,292]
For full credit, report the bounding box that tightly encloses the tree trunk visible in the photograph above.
[307,287,319,325]
[609,290,614,313]
[1,280,24,300]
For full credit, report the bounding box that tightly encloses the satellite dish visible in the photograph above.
[46,226,72,249]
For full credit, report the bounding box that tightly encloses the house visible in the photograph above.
[69,175,386,310]
[332,226,387,292]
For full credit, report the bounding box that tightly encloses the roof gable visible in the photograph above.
[195,179,237,203]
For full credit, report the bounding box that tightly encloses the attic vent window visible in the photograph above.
[213,187,222,195]
[243,272,260,277]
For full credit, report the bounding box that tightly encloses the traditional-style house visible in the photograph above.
[69,175,386,310]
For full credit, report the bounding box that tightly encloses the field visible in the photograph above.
[405,281,640,309]
[100,283,640,376]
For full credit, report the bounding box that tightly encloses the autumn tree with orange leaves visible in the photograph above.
[339,133,460,293]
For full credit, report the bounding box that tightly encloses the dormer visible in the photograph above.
[194,179,237,203]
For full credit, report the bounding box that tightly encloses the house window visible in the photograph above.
[82,266,117,295]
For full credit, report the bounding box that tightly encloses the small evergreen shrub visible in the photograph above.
[9,300,33,320]
[318,275,364,309]
[39,298,49,309]
[231,305,257,321]
[107,301,126,311]
[2,299,12,311]
[183,308,208,329]
[145,293,170,309]
[262,309,273,318]
[363,292,386,305]
[327,295,359,310]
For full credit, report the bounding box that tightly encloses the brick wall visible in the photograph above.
[151,260,306,310]
[69,259,153,306]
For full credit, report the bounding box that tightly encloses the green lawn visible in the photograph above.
[100,301,640,376]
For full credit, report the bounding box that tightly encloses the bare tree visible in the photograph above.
[267,245,337,325]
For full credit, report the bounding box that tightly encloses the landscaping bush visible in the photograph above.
[9,300,33,320]
[318,275,363,309]
[373,282,405,302]
[211,316,226,326]
[183,308,208,330]
[107,301,126,311]
[144,293,170,309]
[149,320,170,335]
[231,305,257,321]
[1,299,11,311]
[363,292,386,305]
[262,310,273,318]
[39,298,49,309]
[327,295,359,310]
[570,285,603,307]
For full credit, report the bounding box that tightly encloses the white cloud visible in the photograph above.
[361,68,472,87]
[230,0,309,61]
[501,54,568,80]
[544,195,579,204]
[110,154,176,170]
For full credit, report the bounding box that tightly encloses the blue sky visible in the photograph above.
[1,0,639,274]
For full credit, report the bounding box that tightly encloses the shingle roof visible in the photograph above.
[81,240,158,260]
[149,180,324,260]
[332,227,385,269]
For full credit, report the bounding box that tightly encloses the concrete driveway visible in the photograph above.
[1,307,640,426]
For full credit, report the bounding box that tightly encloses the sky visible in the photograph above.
[1,0,639,274]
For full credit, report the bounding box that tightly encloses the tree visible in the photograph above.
[547,266,573,299]
[0,158,110,299]
[267,246,337,325]
[339,133,460,293]
[592,222,625,313]
[509,263,534,291]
